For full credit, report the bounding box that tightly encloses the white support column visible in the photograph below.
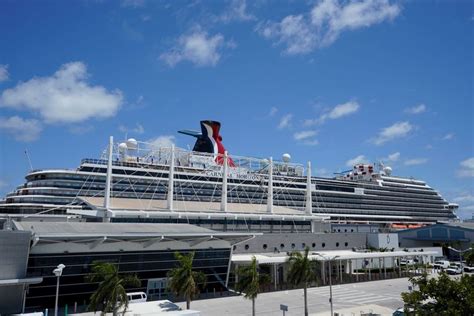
[167,144,175,211]
[305,161,312,215]
[221,151,228,212]
[267,157,273,214]
[103,136,113,223]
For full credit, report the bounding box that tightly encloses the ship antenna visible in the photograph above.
[24,149,33,171]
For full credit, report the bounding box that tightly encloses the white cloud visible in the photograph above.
[121,0,145,8]
[0,64,9,82]
[294,130,317,141]
[147,135,175,149]
[457,157,474,178]
[0,62,123,123]
[453,194,474,203]
[218,0,255,23]
[305,101,360,126]
[160,30,232,67]
[372,121,413,145]
[382,152,400,162]
[119,123,145,135]
[404,158,428,166]
[278,114,293,129]
[405,103,426,114]
[0,116,43,142]
[257,0,401,55]
[442,133,454,140]
[346,154,368,167]
[269,107,278,116]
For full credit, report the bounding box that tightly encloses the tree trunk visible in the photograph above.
[186,296,191,310]
[252,297,255,316]
[304,285,308,316]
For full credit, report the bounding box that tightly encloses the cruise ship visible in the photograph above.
[0,120,458,232]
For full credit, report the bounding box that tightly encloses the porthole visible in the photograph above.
[302,243,306,248]
[312,243,316,248]
[245,245,249,250]
[351,229,354,232]
[291,243,296,249]
[280,243,285,248]
[336,242,339,247]
[338,229,341,232]
[344,229,347,232]
[233,245,236,251]
[345,242,348,247]
[263,244,268,250]
[322,243,326,248]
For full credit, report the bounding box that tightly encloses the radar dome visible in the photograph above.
[126,138,138,150]
[118,143,127,152]
[282,153,291,163]
[383,166,392,176]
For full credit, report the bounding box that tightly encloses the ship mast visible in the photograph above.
[103,136,113,222]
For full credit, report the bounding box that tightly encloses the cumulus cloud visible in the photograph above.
[278,114,293,129]
[405,103,426,114]
[0,116,43,142]
[304,101,360,126]
[0,62,123,123]
[160,30,233,67]
[457,157,474,178]
[382,152,400,162]
[119,123,145,135]
[257,0,401,55]
[148,135,175,149]
[442,133,454,140]
[404,158,428,166]
[0,64,9,82]
[453,194,474,203]
[372,121,413,145]
[293,130,318,145]
[217,0,255,23]
[346,154,368,167]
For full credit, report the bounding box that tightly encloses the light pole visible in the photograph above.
[53,264,66,316]
[314,253,340,316]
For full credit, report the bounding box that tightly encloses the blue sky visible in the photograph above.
[0,0,472,219]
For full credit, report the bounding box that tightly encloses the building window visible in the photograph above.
[263,244,268,250]
[336,242,339,247]
[322,243,326,248]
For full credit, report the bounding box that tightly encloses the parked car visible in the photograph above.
[446,265,462,275]
[400,259,414,266]
[463,265,474,273]
[127,292,147,303]
[433,260,450,269]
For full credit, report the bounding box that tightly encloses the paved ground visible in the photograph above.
[177,278,410,316]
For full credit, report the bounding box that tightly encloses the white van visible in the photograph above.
[433,260,450,269]
[127,292,147,304]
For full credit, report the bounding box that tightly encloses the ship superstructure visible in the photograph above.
[0,120,458,231]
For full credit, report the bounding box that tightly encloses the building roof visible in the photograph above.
[232,249,439,264]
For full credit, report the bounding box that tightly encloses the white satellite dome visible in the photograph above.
[118,142,128,152]
[383,166,392,176]
[126,138,138,150]
[282,153,291,163]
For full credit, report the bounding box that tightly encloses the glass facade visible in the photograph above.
[25,248,231,311]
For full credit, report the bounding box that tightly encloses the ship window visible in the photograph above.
[312,243,316,248]
[291,243,296,249]
[336,242,339,247]
[345,242,348,247]
[344,229,347,232]
[322,243,326,248]
[351,229,354,232]
[263,244,268,250]
[244,245,249,250]
[338,229,341,232]
[280,243,285,249]
[302,243,306,248]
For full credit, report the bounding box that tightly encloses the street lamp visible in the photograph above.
[53,264,66,316]
[314,253,340,316]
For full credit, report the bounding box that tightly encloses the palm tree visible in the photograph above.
[86,261,141,316]
[287,247,317,316]
[168,251,207,310]
[235,256,271,316]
